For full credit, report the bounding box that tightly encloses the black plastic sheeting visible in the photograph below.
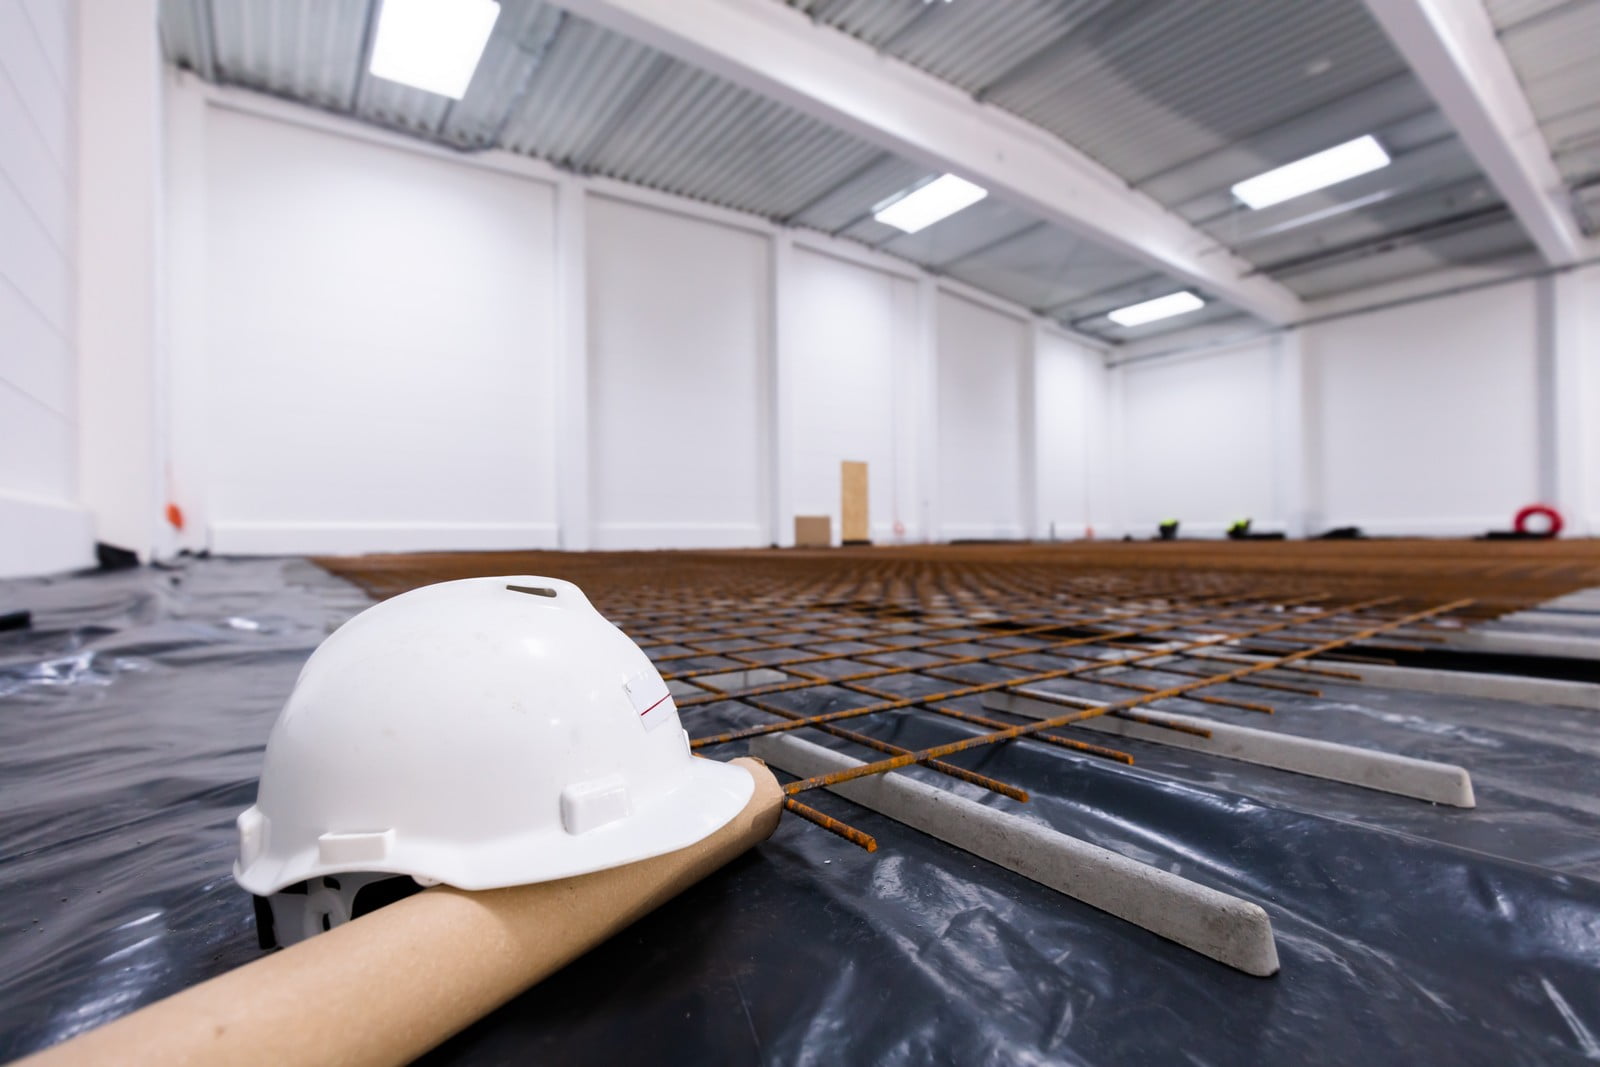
[3,558,1600,1064]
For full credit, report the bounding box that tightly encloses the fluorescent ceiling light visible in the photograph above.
[874,174,988,233]
[369,0,500,99]
[1107,291,1205,328]
[1231,135,1390,210]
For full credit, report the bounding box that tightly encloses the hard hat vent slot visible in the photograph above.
[506,584,557,598]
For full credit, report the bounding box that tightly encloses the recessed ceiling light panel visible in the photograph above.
[874,174,988,234]
[1231,135,1391,210]
[369,0,501,100]
[1107,291,1205,328]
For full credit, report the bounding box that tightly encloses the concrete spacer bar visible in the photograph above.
[1194,650,1600,711]
[1537,588,1600,613]
[753,733,1281,977]
[1326,661,1600,711]
[1494,610,1600,633]
[1445,629,1600,661]
[983,690,1475,808]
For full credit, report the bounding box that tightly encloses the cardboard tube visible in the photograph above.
[24,758,782,1067]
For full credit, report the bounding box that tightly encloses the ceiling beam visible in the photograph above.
[546,0,1304,325]
[1362,0,1593,265]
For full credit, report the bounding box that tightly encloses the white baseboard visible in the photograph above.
[1121,518,1289,539]
[1038,521,1126,541]
[210,521,561,556]
[1317,516,1507,538]
[868,520,920,544]
[0,491,95,578]
[774,518,920,548]
[590,522,767,550]
[1041,520,1090,540]
[940,522,1027,541]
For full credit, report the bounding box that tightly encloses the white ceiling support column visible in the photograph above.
[554,176,592,551]
[1362,0,1593,266]
[78,0,165,560]
[888,273,920,546]
[547,0,1304,326]
[915,276,940,542]
[1021,322,1042,542]
[162,70,211,555]
[1270,330,1310,540]
[1546,267,1596,536]
[1103,363,1129,540]
[768,230,796,547]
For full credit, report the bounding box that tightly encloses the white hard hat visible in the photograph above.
[234,576,752,942]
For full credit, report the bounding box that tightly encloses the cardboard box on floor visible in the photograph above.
[795,515,831,548]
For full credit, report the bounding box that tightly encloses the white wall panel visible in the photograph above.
[1304,280,1540,534]
[0,70,72,252]
[202,107,560,554]
[0,0,89,577]
[19,0,71,87]
[1,0,71,168]
[1035,330,1110,539]
[586,195,770,548]
[0,276,71,415]
[0,381,74,499]
[784,247,916,544]
[0,166,71,340]
[936,291,1028,539]
[1119,340,1280,535]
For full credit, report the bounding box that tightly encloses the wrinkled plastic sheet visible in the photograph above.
[3,558,1600,1064]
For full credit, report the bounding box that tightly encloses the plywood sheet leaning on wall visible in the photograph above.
[841,461,869,544]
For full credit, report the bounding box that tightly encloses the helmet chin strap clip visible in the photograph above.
[257,871,426,950]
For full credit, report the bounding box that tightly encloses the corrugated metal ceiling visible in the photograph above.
[792,0,1543,304]
[1489,0,1600,234]
[161,0,1562,342]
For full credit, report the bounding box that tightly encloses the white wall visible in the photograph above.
[144,81,1116,560]
[198,105,561,554]
[1118,338,1284,536]
[1303,280,1541,535]
[145,80,1600,556]
[1,0,92,576]
[1112,267,1591,540]
[1035,329,1113,539]
[585,194,772,549]
[936,292,1030,540]
[783,247,918,544]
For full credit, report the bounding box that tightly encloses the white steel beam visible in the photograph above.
[1363,0,1593,265]
[547,0,1304,325]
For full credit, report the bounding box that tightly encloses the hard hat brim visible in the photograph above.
[235,755,755,896]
